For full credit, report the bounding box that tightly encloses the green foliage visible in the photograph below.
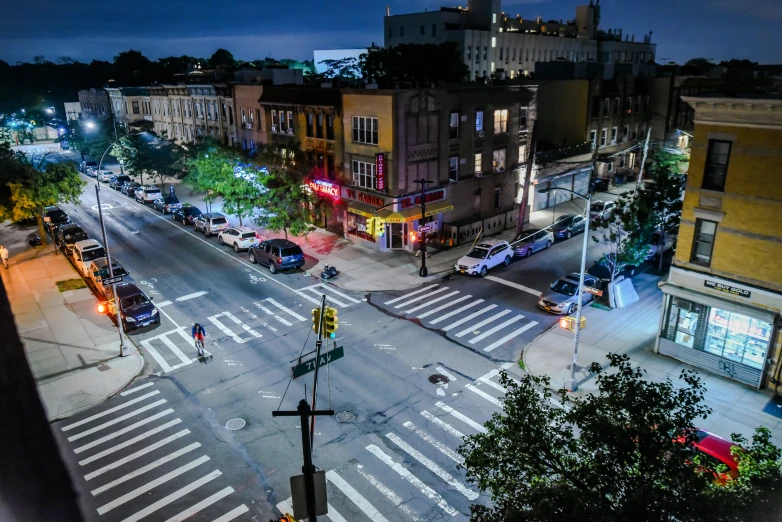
[592,193,654,281]
[114,133,185,188]
[458,353,782,522]
[320,57,362,80]
[362,43,470,86]
[684,57,713,67]
[209,49,236,68]
[0,126,13,147]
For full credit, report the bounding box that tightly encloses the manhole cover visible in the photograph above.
[429,374,449,384]
[97,364,110,372]
[225,418,246,430]
[336,411,355,423]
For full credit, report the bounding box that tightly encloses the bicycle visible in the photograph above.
[194,334,205,357]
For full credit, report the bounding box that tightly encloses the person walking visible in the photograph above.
[191,322,206,357]
[0,245,9,269]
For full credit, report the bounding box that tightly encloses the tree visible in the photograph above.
[184,140,242,213]
[114,133,184,190]
[591,193,654,282]
[684,57,712,67]
[458,354,782,522]
[0,126,13,147]
[362,43,470,86]
[209,49,236,69]
[320,57,362,80]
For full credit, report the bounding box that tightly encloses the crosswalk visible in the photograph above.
[57,381,250,522]
[276,362,522,521]
[382,285,539,353]
[140,285,361,373]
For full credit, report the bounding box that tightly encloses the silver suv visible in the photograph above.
[193,212,229,237]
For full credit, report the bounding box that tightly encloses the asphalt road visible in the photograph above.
[48,171,611,522]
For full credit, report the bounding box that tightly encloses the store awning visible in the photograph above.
[379,201,455,223]
[346,201,380,218]
[660,283,778,325]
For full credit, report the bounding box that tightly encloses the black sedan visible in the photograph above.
[153,196,183,214]
[551,214,587,240]
[122,182,141,197]
[172,205,203,225]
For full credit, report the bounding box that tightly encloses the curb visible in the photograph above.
[520,322,560,378]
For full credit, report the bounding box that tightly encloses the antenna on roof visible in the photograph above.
[386,5,390,16]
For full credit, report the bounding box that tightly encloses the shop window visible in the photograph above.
[703,140,731,191]
[691,219,717,266]
[449,112,460,139]
[449,156,459,183]
[703,309,771,369]
[346,213,374,241]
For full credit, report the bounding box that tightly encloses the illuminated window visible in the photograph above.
[493,109,508,133]
[492,149,506,172]
[474,152,482,173]
[352,160,377,189]
[352,116,379,145]
[492,37,497,48]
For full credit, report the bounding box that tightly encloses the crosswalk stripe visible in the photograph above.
[119,469,221,522]
[208,313,244,344]
[420,410,465,440]
[483,321,539,352]
[175,291,208,302]
[402,421,464,464]
[140,340,175,372]
[441,304,497,331]
[452,308,508,336]
[466,384,502,407]
[436,367,458,382]
[394,287,450,309]
[211,504,249,522]
[435,402,487,434]
[479,376,507,393]
[96,455,210,515]
[163,486,234,522]
[255,302,293,326]
[468,315,525,344]
[160,334,195,365]
[62,391,161,431]
[84,428,189,480]
[356,464,421,521]
[79,417,182,466]
[325,504,349,522]
[484,275,541,296]
[416,294,472,319]
[120,382,154,396]
[91,442,201,496]
[266,298,307,321]
[301,284,353,307]
[384,285,439,305]
[295,289,322,305]
[326,470,389,522]
[403,291,460,314]
[74,409,175,454]
[428,299,485,325]
[366,445,458,517]
[322,285,362,304]
[67,400,168,442]
[223,311,262,338]
[386,432,478,500]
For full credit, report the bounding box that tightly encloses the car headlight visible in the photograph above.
[125,316,136,322]
[151,308,159,316]
[470,264,479,269]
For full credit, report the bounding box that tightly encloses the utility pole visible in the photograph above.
[634,126,652,195]
[413,179,433,277]
[516,127,537,238]
[309,295,327,446]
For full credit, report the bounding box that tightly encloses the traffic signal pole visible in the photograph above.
[310,294,327,446]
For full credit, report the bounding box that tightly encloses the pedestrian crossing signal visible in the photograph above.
[559,315,586,332]
[311,308,321,334]
[324,307,338,338]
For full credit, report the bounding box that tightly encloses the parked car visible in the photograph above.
[514,228,553,257]
[109,174,132,190]
[71,239,106,277]
[59,140,70,151]
[114,283,159,332]
[688,428,741,484]
[172,205,203,226]
[193,212,229,237]
[97,170,114,182]
[551,214,587,240]
[538,272,600,315]
[53,223,88,255]
[454,240,513,277]
[589,200,616,221]
[42,205,69,235]
[134,185,162,204]
[647,231,677,259]
[219,226,261,252]
[152,196,182,214]
[248,238,305,273]
[122,181,141,197]
[80,161,97,173]
[88,258,130,298]
[85,166,98,178]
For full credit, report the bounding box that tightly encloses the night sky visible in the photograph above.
[2,0,780,65]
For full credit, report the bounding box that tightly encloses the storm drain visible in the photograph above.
[225,418,247,431]
[336,411,355,423]
[429,374,450,385]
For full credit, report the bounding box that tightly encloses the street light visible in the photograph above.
[537,184,592,392]
[86,122,96,129]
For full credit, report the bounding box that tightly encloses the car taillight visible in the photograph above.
[277,257,283,264]
[255,233,262,239]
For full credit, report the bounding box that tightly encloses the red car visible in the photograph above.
[688,429,740,483]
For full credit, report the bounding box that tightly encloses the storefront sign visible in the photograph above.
[345,188,385,208]
[398,189,446,209]
[376,153,386,191]
[309,180,340,200]
[704,280,751,298]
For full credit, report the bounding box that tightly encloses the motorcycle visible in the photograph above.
[320,264,339,280]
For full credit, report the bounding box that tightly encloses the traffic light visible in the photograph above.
[366,217,375,235]
[375,218,385,237]
[323,307,338,338]
[410,231,418,243]
[97,302,109,314]
[311,308,321,334]
[559,315,586,332]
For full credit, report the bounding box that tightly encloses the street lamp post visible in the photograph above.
[538,186,592,392]
[414,179,433,277]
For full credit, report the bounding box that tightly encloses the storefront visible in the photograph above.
[308,179,345,235]
[657,267,782,388]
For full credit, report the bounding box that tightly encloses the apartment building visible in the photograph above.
[106,87,151,129]
[77,89,110,119]
[155,84,235,145]
[234,85,265,151]
[656,95,782,389]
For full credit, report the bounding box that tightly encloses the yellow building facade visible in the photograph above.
[656,96,782,388]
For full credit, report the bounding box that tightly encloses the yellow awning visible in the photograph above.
[346,201,380,218]
[379,201,454,222]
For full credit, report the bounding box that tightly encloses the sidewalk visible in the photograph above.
[0,222,144,421]
[523,272,782,448]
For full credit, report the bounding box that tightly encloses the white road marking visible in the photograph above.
[120,382,154,396]
[394,287,450,309]
[73,409,175,454]
[91,442,201,496]
[156,300,172,307]
[211,505,249,522]
[435,402,487,433]
[469,315,525,344]
[208,313,244,344]
[484,275,541,296]
[441,304,497,331]
[96,455,210,514]
[139,340,174,372]
[386,432,478,500]
[366,445,458,516]
[67,399,168,441]
[223,311,262,338]
[466,384,502,407]
[79,419,183,466]
[62,391,160,431]
[416,294,472,319]
[160,334,195,365]
[84,428,189,480]
[483,321,539,352]
[403,291,461,314]
[326,469,389,522]
[320,285,362,304]
[384,285,439,305]
[420,410,465,439]
[175,291,208,302]
[163,486,234,522]
[356,464,420,521]
[118,469,221,522]
[455,309,511,338]
[265,298,307,321]
[428,299,485,324]
[254,302,292,326]
[436,367,458,382]
[403,421,464,464]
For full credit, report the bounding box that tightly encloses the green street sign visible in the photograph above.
[292,346,344,379]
